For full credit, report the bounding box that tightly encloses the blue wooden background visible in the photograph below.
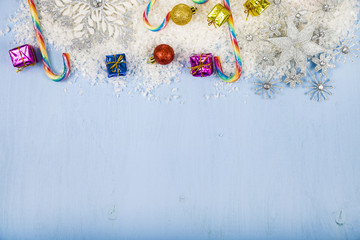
[1,1,360,239]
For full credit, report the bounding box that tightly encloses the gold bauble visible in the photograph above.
[170,4,194,26]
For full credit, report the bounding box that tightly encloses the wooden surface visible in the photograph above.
[1,2,360,239]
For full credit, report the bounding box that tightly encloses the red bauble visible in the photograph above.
[153,44,175,65]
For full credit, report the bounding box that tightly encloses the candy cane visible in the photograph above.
[28,0,71,82]
[143,0,209,32]
[214,0,242,83]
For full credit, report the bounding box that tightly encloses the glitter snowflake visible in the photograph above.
[311,25,337,49]
[291,7,308,28]
[334,38,360,63]
[268,20,325,72]
[262,20,282,38]
[257,50,276,69]
[238,28,262,50]
[254,71,282,99]
[313,0,338,19]
[312,53,335,76]
[306,70,334,102]
[283,64,304,88]
[41,0,140,49]
[268,0,286,17]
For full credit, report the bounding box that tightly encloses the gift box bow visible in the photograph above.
[189,54,213,77]
[107,55,126,76]
[10,45,37,72]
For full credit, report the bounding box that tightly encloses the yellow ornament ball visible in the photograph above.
[170,4,196,26]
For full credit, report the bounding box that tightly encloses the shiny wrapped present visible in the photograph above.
[244,0,270,19]
[106,54,127,78]
[9,44,37,72]
[189,53,214,77]
[207,4,231,27]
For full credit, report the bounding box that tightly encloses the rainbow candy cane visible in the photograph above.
[143,0,209,32]
[214,0,242,83]
[28,0,71,82]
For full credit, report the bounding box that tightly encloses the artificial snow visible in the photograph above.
[4,0,360,100]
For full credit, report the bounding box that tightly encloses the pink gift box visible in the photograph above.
[9,44,37,69]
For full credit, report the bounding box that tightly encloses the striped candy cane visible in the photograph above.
[214,0,242,83]
[143,0,209,32]
[28,0,71,82]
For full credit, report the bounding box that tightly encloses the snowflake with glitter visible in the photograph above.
[254,71,282,99]
[334,38,360,63]
[41,0,140,49]
[306,70,334,102]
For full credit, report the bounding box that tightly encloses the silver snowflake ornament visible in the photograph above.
[238,28,262,49]
[268,19,326,73]
[313,0,338,19]
[311,25,337,49]
[262,21,282,38]
[257,50,276,69]
[268,0,286,17]
[254,71,282,99]
[41,0,139,49]
[306,70,334,102]
[284,66,304,88]
[312,53,335,76]
[334,38,360,63]
[291,7,308,28]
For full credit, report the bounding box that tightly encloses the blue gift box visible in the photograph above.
[106,54,127,78]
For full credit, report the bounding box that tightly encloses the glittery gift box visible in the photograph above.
[9,44,37,70]
[207,4,231,27]
[190,53,214,77]
[243,0,270,17]
[106,54,127,78]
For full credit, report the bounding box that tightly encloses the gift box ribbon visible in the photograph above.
[189,54,212,77]
[107,55,126,77]
[16,46,36,73]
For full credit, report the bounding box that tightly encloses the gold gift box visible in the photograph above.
[244,0,270,17]
[207,4,231,27]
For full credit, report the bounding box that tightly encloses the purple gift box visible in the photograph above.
[190,53,214,77]
[9,44,37,70]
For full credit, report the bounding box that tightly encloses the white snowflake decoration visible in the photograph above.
[334,38,360,63]
[257,50,276,69]
[312,53,335,76]
[284,64,304,88]
[306,70,334,102]
[262,20,282,38]
[291,7,308,28]
[42,0,139,48]
[254,71,282,99]
[313,0,339,20]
